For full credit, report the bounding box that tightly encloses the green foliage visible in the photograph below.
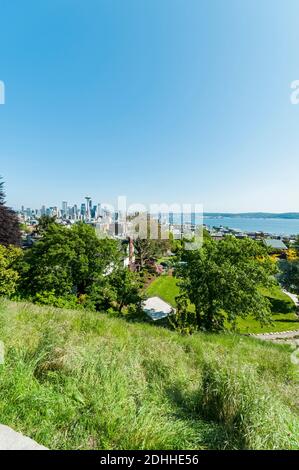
[0,245,22,296]
[0,177,21,247]
[133,237,157,270]
[35,214,57,234]
[147,275,299,333]
[86,268,143,314]
[19,223,31,234]
[33,290,83,309]
[169,295,197,335]
[278,259,299,294]
[16,222,142,313]
[17,222,121,301]
[110,268,143,313]
[232,285,299,333]
[177,237,277,331]
[0,300,298,450]
[0,176,5,204]
[133,237,170,271]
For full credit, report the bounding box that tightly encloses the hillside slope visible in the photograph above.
[0,299,298,450]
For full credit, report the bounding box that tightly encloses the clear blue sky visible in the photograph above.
[1,0,299,212]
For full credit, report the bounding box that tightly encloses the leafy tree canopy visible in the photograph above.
[0,177,21,247]
[35,214,57,234]
[278,259,299,295]
[0,176,5,205]
[176,236,277,332]
[18,222,122,300]
[16,222,142,313]
[0,245,22,296]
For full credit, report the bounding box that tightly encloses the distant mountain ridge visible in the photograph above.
[203,213,299,219]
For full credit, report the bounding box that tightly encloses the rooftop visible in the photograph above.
[264,239,287,250]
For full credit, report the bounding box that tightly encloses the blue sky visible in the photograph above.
[1,0,299,212]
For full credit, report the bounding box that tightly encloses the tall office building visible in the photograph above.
[85,197,91,220]
[114,211,119,236]
[191,212,196,232]
[81,203,86,217]
[181,212,184,238]
[62,201,68,217]
[169,212,174,226]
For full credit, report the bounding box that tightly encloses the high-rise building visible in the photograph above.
[85,197,91,220]
[62,201,68,217]
[91,205,97,219]
[169,212,174,226]
[191,212,196,232]
[81,203,86,217]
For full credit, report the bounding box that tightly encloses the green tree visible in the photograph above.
[0,245,22,296]
[111,268,142,313]
[35,214,57,234]
[133,238,157,271]
[278,259,299,294]
[0,177,5,204]
[176,236,277,331]
[133,237,170,270]
[0,177,21,247]
[18,222,121,301]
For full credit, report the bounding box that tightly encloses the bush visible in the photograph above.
[0,245,22,296]
[33,290,83,309]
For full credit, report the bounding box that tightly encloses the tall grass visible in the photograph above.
[0,299,298,449]
[201,360,299,449]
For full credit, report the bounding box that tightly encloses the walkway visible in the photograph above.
[282,289,299,308]
[251,330,299,341]
[0,425,47,450]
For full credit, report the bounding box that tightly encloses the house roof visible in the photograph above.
[264,239,287,250]
[143,296,175,321]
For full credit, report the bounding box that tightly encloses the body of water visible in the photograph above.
[203,217,299,236]
[168,214,299,236]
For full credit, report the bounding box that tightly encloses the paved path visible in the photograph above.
[0,425,47,450]
[282,289,299,308]
[251,329,299,341]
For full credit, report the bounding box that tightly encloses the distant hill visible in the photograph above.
[204,212,299,219]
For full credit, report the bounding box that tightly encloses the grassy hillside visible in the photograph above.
[0,299,299,450]
[146,275,299,333]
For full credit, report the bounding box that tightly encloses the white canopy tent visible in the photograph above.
[143,296,175,321]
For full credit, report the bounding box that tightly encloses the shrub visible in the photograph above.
[0,245,22,296]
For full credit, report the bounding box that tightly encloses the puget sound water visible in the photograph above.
[169,214,299,236]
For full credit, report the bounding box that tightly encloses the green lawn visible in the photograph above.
[0,299,299,449]
[235,286,299,334]
[146,275,299,334]
[145,275,180,306]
